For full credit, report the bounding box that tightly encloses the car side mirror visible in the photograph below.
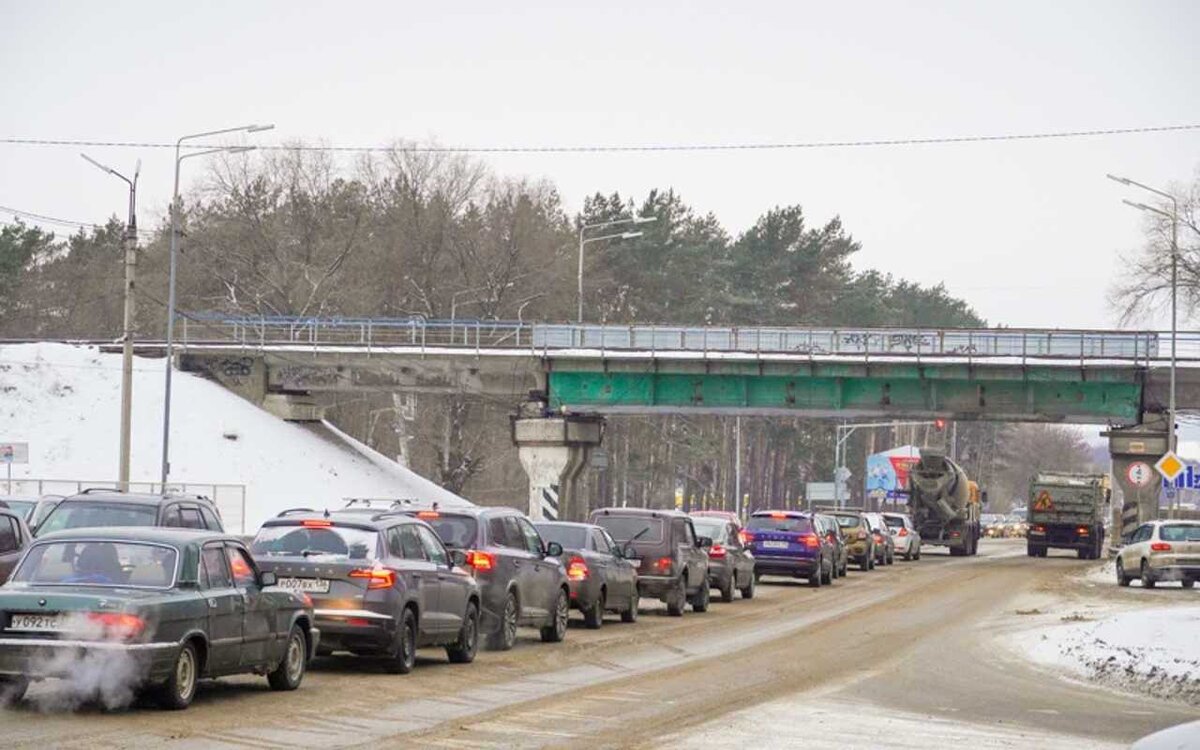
[259,571,277,587]
[697,536,713,549]
[545,541,563,558]
[449,548,467,567]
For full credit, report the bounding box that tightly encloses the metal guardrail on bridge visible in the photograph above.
[175,313,1174,364]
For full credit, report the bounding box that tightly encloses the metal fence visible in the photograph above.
[4,479,247,535]
[170,313,1191,364]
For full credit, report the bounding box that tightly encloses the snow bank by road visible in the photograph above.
[1022,606,1200,704]
[0,343,469,532]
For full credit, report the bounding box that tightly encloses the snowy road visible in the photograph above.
[1,540,1195,748]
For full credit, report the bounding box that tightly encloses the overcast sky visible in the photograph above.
[2,0,1198,330]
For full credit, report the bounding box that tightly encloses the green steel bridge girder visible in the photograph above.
[546,361,1145,423]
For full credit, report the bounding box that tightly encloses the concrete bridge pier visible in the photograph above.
[1103,415,1170,539]
[512,398,603,521]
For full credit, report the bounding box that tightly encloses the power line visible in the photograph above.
[1,123,1198,154]
[0,205,157,238]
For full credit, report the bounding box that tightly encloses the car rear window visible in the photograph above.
[594,516,665,544]
[1,500,34,518]
[251,523,380,560]
[690,518,728,543]
[747,515,813,533]
[1160,524,1200,542]
[416,514,478,549]
[832,515,862,528]
[12,541,178,588]
[883,516,905,529]
[37,502,159,535]
[535,524,589,550]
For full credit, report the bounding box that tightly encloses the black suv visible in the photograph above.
[35,490,225,536]
[251,509,481,673]
[589,508,712,616]
[402,506,570,651]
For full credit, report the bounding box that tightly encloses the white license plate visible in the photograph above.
[278,577,331,593]
[10,613,65,632]
[762,541,789,549]
[628,559,642,568]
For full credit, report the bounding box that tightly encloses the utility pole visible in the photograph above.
[82,154,139,491]
[734,415,742,520]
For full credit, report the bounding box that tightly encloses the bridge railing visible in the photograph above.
[178,313,1173,363]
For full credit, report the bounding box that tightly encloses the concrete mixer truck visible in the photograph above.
[907,450,982,556]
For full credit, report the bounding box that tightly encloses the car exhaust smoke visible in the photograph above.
[27,612,150,712]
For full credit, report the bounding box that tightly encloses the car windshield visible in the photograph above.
[11,541,178,588]
[747,515,813,533]
[535,524,589,550]
[883,516,906,529]
[1159,524,1200,542]
[1,499,35,518]
[36,502,159,535]
[417,514,478,549]
[832,515,862,528]
[251,523,380,560]
[594,516,665,544]
[690,518,728,542]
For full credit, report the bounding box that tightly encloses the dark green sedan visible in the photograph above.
[0,527,318,709]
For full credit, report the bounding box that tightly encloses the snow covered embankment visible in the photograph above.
[1024,607,1200,704]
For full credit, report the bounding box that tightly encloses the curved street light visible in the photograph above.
[577,214,656,322]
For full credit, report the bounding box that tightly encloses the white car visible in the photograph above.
[1117,520,1200,588]
[881,512,921,561]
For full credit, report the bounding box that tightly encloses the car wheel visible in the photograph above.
[666,576,687,616]
[914,546,921,561]
[1116,558,1130,587]
[903,545,913,562]
[156,641,199,710]
[447,601,480,664]
[1141,560,1156,589]
[720,574,735,603]
[886,550,894,566]
[809,560,823,588]
[383,608,417,674]
[488,591,520,651]
[268,624,308,690]
[860,554,871,572]
[621,590,640,623]
[583,589,606,629]
[822,559,833,585]
[691,576,710,612]
[0,675,29,706]
[740,571,756,599]
[1183,579,1196,590]
[540,588,569,642]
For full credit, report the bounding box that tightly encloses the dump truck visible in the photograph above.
[907,451,981,556]
[1026,472,1110,559]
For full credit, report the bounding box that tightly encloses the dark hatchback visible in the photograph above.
[251,510,481,673]
[401,506,570,651]
[535,521,639,627]
[34,490,225,536]
[744,511,833,587]
[0,527,316,709]
[589,508,712,616]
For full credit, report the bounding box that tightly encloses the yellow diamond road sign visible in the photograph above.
[1155,451,1185,482]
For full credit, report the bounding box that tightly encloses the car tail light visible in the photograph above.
[302,519,333,528]
[464,550,497,573]
[349,567,397,590]
[857,530,867,540]
[417,511,440,519]
[1151,542,1173,552]
[770,512,788,520]
[740,531,754,543]
[708,543,727,559]
[1077,526,1090,535]
[86,612,145,640]
[873,532,883,543]
[898,528,908,537]
[655,556,673,572]
[801,534,820,549]
[566,556,590,581]
[1031,524,1046,533]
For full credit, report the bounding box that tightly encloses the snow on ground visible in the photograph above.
[1020,606,1200,705]
[0,343,469,532]
[657,696,1119,749]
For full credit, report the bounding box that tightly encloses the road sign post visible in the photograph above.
[0,442,30,494]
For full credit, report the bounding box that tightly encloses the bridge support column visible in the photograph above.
[512,399,603,521]
[1102,416,1169,541]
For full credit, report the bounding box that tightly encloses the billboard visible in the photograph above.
[865,446,921,503]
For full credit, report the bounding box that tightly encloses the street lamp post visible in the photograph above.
[82,154,140,490]
[161,124,273,490]
[577,214,657,322]
[1107,173,1180,455]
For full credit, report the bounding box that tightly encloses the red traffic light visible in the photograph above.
[933,418,947,431]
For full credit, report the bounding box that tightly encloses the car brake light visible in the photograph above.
[86,612,145,640]
[302,519,333,528]
[740,531,754,543]
[655,556,673,572]
[1151,542,1172,552]
[349,567,396,590]
[898,528,908,537]
[708,543,727,559]
[770,512,787,519]
[566,556,590,581]
[873,533,883,543]
[1077,526,1090,535]
[802,534,820,549]
[417,511,440,519]
[1032,524,1046,533]
[465,550,496,572]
